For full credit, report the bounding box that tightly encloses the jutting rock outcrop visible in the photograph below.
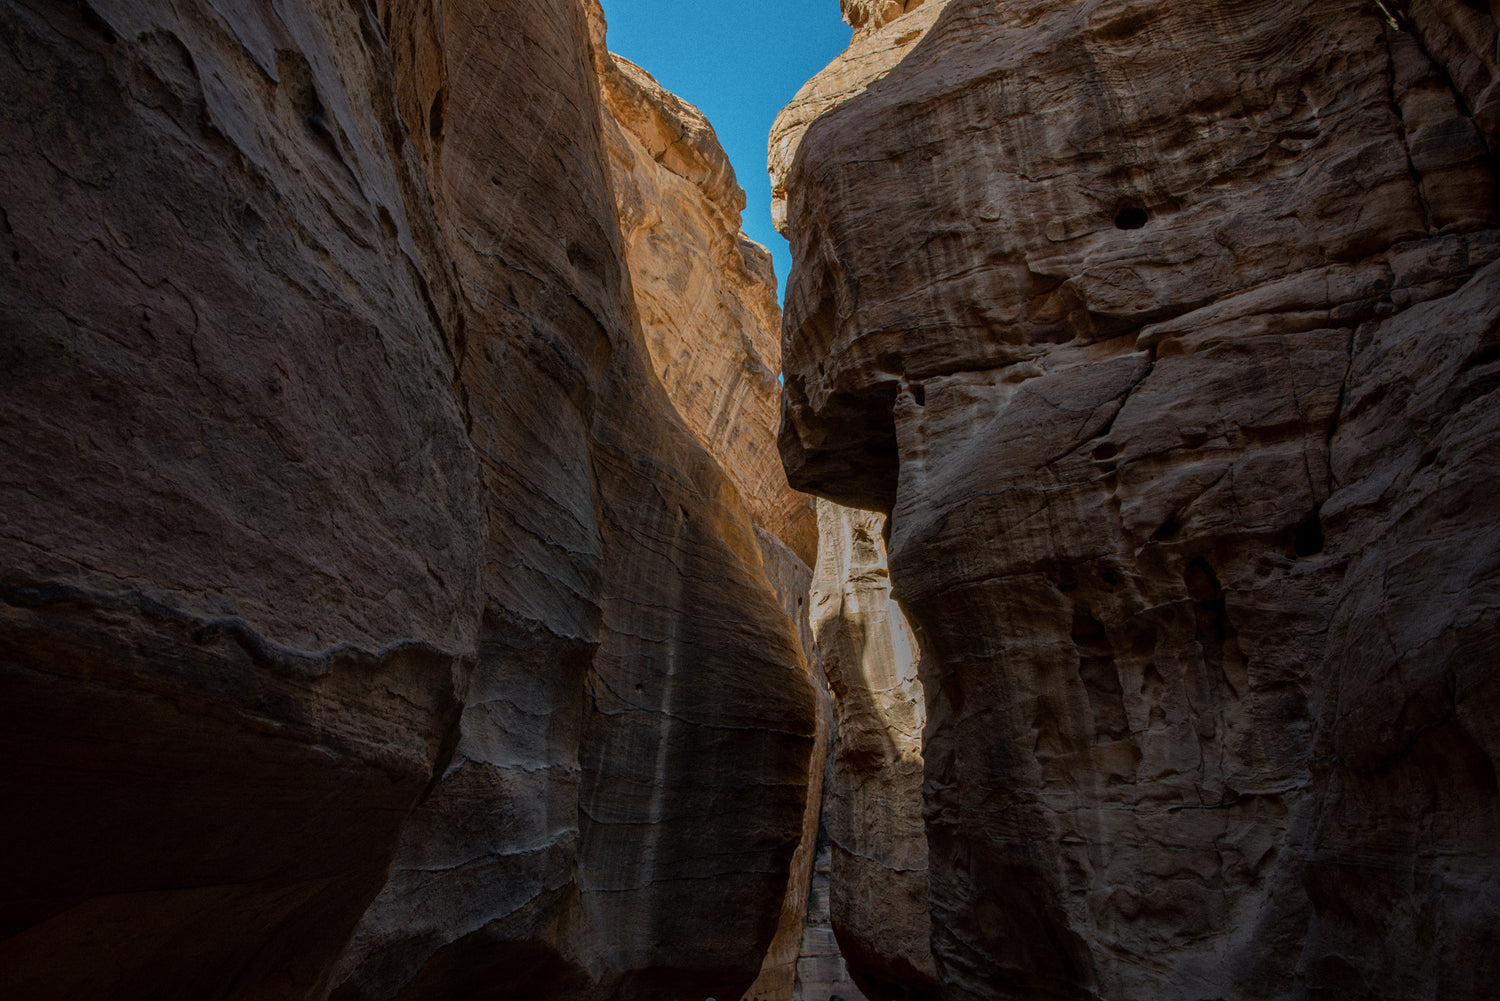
[771,1,949,236]
[779,1,1500,999]
[0,0,816,998]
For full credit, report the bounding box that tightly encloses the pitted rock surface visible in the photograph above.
[778,1,1500,998]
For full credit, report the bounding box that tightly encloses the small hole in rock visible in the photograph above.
[1468,343,1500,369]
[1293,512,1325,557]
[1093,442,1118,461]
[429,90,446,143]
[1114,206,1149,230]
[911,383,926,406]
[1153,518,1182,543]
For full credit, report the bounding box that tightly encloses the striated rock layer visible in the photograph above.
[327,3,820,999]
[0,0,481,994]
[0,0,816,998]
[596,29,817,570]
[779,1,1500,999]
[594,9,825,999]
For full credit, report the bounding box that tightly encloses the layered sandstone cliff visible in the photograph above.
[0,1,817,999]
[779,1,1500,1000]
[587,12,827,998]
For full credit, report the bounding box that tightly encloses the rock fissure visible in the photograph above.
[6,0,1500,999]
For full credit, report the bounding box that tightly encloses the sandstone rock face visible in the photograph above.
[811,502,938,1001]
[329,3,818,999]
[791,832,869,1001]
[779,1,1500,999]
[596,20,818,575]
[1,0,816,997]
[1395,0,1500,147]
[769,1,951,236]
[0,0,480,994]
[841,1,930,41]
[593,14,824,1000]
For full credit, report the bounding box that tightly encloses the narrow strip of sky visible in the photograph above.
[598,0,851,305]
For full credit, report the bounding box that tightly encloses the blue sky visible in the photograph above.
[599,0,852,303]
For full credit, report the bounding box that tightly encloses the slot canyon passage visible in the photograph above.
[1,0,1498,998]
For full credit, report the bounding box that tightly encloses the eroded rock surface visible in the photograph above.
[329,4,818,1000]
[779,1,1500,998]
[770,1,952,236]
[810,503,938,1001]
[1,0,816,998]
[0,0,479,994]
[595,14,817,575]
[587,14,830,1000]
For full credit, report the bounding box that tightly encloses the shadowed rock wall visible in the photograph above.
[0,0,816,998]
[0,0,481,994]
[778,1,1500,999]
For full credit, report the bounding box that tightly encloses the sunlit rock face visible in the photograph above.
[811,502,940,1001]
[590,10,828,999]
[329,3,818,999]
[841,0,930,41]
[770,1,954,237]
[0,0,815,998]
[779,1,1500,999]
[595,13,818,576]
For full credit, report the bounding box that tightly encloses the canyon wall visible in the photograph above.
[588,17,828,1000]
[809,502,938,1001]
[0,0,817,999]
[779,1,1499,1000]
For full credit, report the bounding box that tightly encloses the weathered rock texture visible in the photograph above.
[810,502,938,1001]
[841,0,930,41]
[590,16,826,1000]
[0,0,481,994]
[788,827,870,1001]
[0,0,816,998]
[770,1,951,235]
[779,1,1500,999]
[328,3,820,999]
[597,37,818,571]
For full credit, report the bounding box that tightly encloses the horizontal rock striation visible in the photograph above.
[778,0,1500,998]
[1,0,817,998]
